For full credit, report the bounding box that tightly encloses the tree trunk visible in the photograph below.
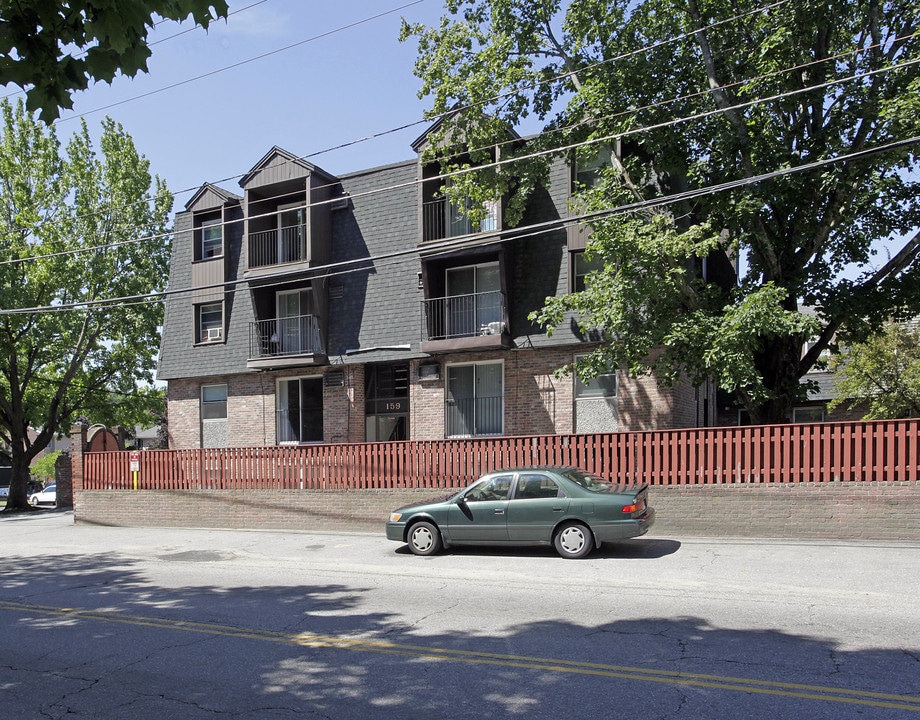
[4,452,34,511]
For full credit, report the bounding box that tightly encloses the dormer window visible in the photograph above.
[574,145,614,189]
[195,212,222,260]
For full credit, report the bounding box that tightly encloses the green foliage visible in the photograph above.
[0,98,171,508]
[404,0,920,423]
[828,322,920,419]
[0,0,229,122]
[30,451,61,481]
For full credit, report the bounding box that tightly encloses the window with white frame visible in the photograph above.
[571,250,604,293]
[574,356,617,398]
[446,361,503,437]
[199,216,222,259]
[201,384,227,420]
[277,377,323,443]
[197,302,223,343]
[574,145,614,189]
[193,211,223,261]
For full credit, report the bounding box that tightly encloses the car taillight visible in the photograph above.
[621,499,645,514]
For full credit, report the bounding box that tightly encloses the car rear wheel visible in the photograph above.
[407,521,442,556]
[554,522,594,559]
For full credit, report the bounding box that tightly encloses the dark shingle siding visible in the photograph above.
[158,151,587,382]
[330,160,424,363]
[158,204,251,381]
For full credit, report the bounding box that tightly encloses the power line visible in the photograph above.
[0,0,888,247]
[50,1,428,126]
[0,1,270,103]
[2,132,917,316]
[3,44,917,270]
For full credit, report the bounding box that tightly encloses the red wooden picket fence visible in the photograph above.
[80,418,920,492]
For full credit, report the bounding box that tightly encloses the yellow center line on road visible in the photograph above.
[3,599,919,712]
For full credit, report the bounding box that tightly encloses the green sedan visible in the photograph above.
[386,466,655,559]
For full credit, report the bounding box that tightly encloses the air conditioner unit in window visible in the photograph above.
[206,327,223,341]
[480,321,506,336]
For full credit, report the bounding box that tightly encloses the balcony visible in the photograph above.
[420,290,511,353]
[247,314,326,369]
[422,197,498,243]
[248,223,307,269]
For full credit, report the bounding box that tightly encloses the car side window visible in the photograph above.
[513,474,561,500]
[465,475,513,502]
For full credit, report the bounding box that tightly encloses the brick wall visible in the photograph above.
[168,350,724,449]
[73,481,920,541]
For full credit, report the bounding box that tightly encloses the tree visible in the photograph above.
[0,0,229,122]
[30,451,61,482]
[828,321,920,419]
[0,99,171,510]
[402,0,920,423]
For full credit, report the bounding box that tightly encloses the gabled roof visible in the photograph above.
[410,112,521,154]
[183,183,241,212]
[238,146,339,189]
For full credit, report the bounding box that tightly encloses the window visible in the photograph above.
[446,361,503,437]
[574,145,614,189]
[277,202,306,263]
[571,251,603,293]
[574,357,617,398]
[201,384,227,420]
[464,474,513,501]
[200,217,222,259]
[197,302,223,343]
[277,377,323,443]
[514,474,561,500]
[445,262,502,337]
[793,406,825,423]
[194,212,222,260]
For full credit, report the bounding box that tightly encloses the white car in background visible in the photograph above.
[28,483,56,507]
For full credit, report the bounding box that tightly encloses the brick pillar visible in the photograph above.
[70,424,87,516]
[55,452,73,508]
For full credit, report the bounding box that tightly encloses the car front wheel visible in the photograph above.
[29,496,38,507]
[407,521,442,556]
[554,522,594,559]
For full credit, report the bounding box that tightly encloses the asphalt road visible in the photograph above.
[1,510,919,719]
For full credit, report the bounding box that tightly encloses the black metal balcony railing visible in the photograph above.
[249,315,322,359]
[249,224,307,268]
[445,395,503,437]
[422,197,498,242]
[421,290,506,341]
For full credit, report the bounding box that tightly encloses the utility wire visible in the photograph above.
[0,1,270,103]
[51,1,427,125]
[3,45,917,269]
[0,0,894,248]
[2,132,917,316]
[0,0,791,240]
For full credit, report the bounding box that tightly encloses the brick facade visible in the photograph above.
[166,347,708,448]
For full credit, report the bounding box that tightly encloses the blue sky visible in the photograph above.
[30,1,458,209]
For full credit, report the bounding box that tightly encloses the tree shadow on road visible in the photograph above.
[0,548,917,719]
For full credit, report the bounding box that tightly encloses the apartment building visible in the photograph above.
[157,127,716,449]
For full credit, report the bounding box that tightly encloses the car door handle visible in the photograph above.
[494,509,505,515]
[552,507,564,512]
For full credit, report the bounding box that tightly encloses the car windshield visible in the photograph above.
[560,468,612,492]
